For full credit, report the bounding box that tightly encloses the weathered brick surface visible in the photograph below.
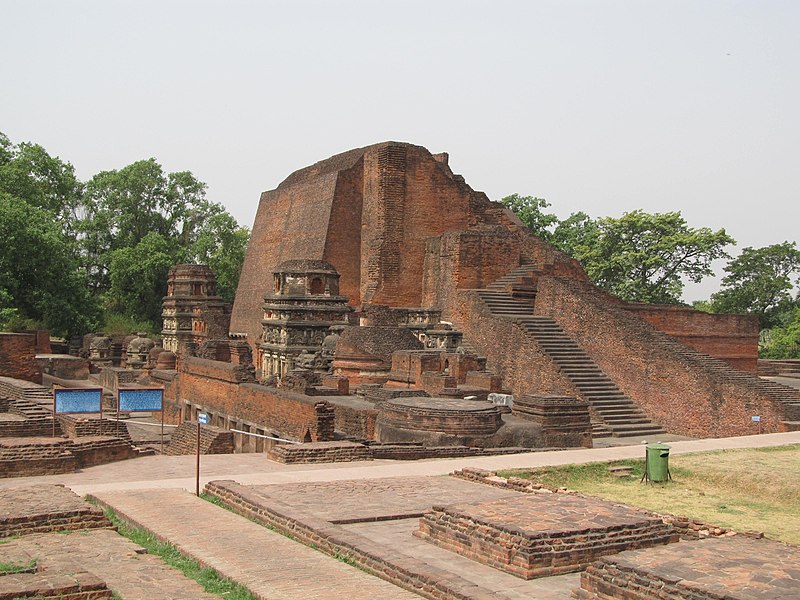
[534,277,790,436]
[0,333,41,383]
[0,436,138,477]
[416,494,678,579]
[36,354,90,380]
[0,571,112,600]
[0,484,111,538]
[626,303,758,372]
[164,421,234,455]
[574,536,800,599]
[166,356,335,442]
[0,529,219,600]
[232,142,529,353]
[268,440,371,463]
[449,289,576,398]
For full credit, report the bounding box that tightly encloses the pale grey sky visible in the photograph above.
[2,1,798,301]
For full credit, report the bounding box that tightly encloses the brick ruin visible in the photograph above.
[210,141,797,449]
[2,140,799,463]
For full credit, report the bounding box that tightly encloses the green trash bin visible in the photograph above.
[644,443,671,483]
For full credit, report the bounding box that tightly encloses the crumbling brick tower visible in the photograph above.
[232,142,800,438]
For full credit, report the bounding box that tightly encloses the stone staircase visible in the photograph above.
[485,264,540,301]
[668,343,800,418]
[517,316,667,438]
[474,290,666,438]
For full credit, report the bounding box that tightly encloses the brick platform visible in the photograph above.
[205,477,582,599]
[268,440,371,463]
[574,536,800,599]
[0,436,138,478]
[416,494,678,579]
[0,529,218,600]
[0,571,112,599]
[0,484,111,538]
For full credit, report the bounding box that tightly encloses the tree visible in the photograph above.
[551,211,600,258]
[578,210,734,304]
[0,193,99,336]
[710,242,800,329]
[0,132,84,235]
[186,212,250,302]
[79,159,216,292]
[106,232,176,325]
[500,194,558,241]
[760,307,800,358]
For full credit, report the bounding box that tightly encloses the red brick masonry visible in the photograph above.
[415,494,678,579]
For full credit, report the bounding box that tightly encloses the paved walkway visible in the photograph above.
[92,488,421,600]
[0,529,219,600]
[0,431,796,496]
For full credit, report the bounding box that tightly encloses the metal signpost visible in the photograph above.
[118,387,165,452]
[53,387,103,437]
[752,415,762,435]
[196,412,209,496]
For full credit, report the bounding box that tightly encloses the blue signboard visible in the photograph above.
[54,388,102,414]
[119,388,164,412]
[198,412,210,424]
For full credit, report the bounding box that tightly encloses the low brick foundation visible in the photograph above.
[0,436,139,478]
[204,479,494,600]
[416,494,678,579]
[165,421,234,455]
[268,441,371,463]
[0,484,112,538]
[0,571,112,600]
[574,536,800,599]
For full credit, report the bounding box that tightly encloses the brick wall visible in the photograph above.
[232,142,534,355]
[0,333,41,383]
[534,276,785,437]
[165,421,235,455]
[625,304,759,372]
[447,289,576,398]
[422,229,521,310]
[167,357,335,442]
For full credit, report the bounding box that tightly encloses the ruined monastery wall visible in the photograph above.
[169,357,334,442]
[449,289,577,398]
[0,332,41,384]
[625,304,758,372]
[534,276,784,437]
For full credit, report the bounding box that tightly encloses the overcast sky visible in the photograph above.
[2,1,798,301]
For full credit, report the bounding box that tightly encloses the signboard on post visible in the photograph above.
[196,412,209,496]
[118,387,165,451]
[54,388,102,414]
[53,388,102,437]
[119,388,163,412]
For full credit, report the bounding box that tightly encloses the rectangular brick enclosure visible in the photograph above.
[415,493,678,579]
[0,484,111,538]
[574,535,800,599]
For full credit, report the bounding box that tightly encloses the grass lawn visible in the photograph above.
[499,444,800,545]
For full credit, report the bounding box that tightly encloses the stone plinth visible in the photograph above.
[0,484,111,538]
[512,394,592,448]
[574,536,800,599]
[376,397,501,444]
[268,440,371,464]
[416,494,678,579]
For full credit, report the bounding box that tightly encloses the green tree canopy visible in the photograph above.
[710,242,800,329]
[500,192,735,304]
[0,193,99,336]
[1,132,250,336]
[578,210,734,304]
[500,194,558,241]
[185,212,250,303]
[106,232,176,325]
[0,132,83,235]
